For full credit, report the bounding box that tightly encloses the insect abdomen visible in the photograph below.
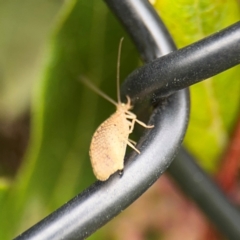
[90,112,130,181]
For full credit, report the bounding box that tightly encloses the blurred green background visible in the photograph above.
[0,0,239,239]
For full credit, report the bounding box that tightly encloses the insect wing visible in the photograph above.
[90,114,129,181]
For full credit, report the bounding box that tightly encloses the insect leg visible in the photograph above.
[129,139,137,145]
[128,118,136,133]
[126,114,154,131]
[118,133,140,154]
[126,140,140,154]
[135,119,154,128]
[125,113,137,133]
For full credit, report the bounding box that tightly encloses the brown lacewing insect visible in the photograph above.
[80,38,154,181]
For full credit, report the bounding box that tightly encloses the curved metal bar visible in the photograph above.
[122,21,240,104]
[113,2,240,238]
[104,0,176,61]
[15,91,189,240]
[169,149,240,240]
[14,0,189,239]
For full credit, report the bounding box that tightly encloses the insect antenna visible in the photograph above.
[79,38,124,107]
[79,76,118,107]
[117,37,124,104]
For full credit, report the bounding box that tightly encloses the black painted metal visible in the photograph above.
[14,0,189,239]
[122,21,240,104]
[15,91,189,240]
[169,149,240,240]
[105,0,176,61]
[14,0,240,239]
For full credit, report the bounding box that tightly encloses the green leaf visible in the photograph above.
[0,177,11,203]
[0,0,139,238]
[153,0,240,171]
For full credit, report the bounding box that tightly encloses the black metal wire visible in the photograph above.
[104,0,176,61]
[14,0,189,239]
[14,0,240,239]
[113,1,240,238]
[122,21,240,104]
[169,149,240,240]
[15,93,188,240]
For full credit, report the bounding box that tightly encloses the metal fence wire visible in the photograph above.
[15,0,240,239]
